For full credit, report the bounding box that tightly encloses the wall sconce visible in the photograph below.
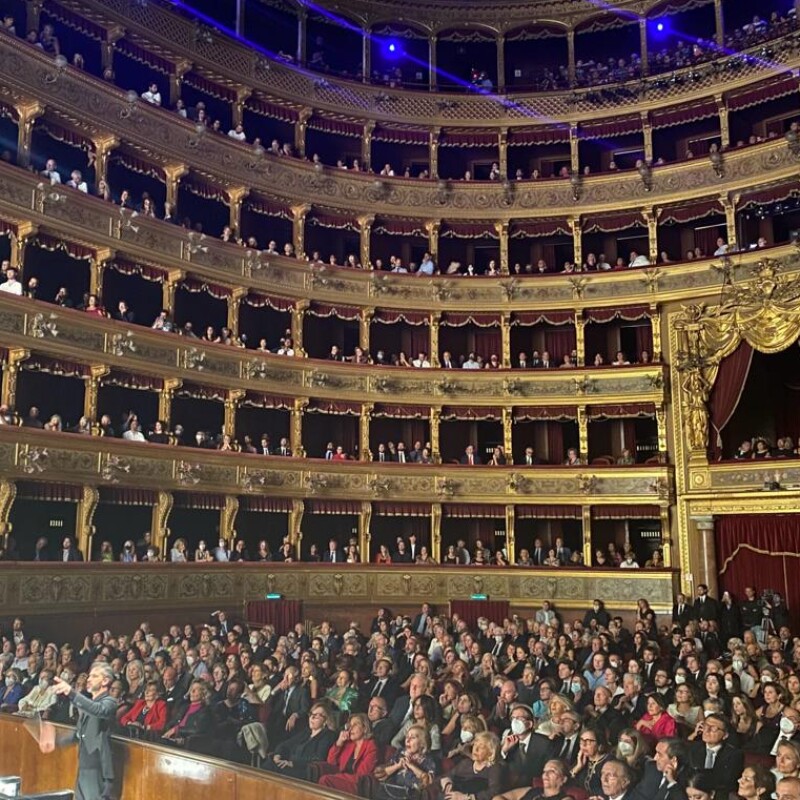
[569,171,582,201]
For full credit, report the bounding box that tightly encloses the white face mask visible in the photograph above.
[674,675,686,685]
[780,717,796,735]
[703,709,715,718]
[249,636,259,647]
[732,660,744,672]
[186,656,196,667]
[460,730,474,744]
[618,741,634,757]
[510,719,527,736]
[4,677,13,687]
[761,674,774,684]
[724,679,734,691]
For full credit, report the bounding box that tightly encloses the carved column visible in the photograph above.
[713,0,725,47]
[430,502,442,562]
[581,505,593,566]
[0,479,16,544]
[501,406,513,460]
[151,491,173,558]
[574,312,586,367]
[359,214,374,269]
[360,402,373,462]
[25,0,43,34]
[158,378,182,426]
[428,35,437,90]
[169,60,191,108]
[569,216,582,269]
[505,504,515,564]
[163,164,188,210]
[91,135,118,193]
[362,29,371,83]
[429,408,441,464]
[1,348,30,410]
[429,128,440,179]
[101,25,124,73]
[291,203,310,260]
[660,506,672,567]
[362,121,374,171]
[649,304,663,362]
[426,220,440,267]
[498,127,508,179]
[495,221,510,275]
[224,388,245,438]
[15,101,43,169]
[227,287,247,338]
[644,207,658,265]
[291,299,308,357]
[655,401,668,462]
[220,495,239,546]
[90,247,114,298]
[75,485,99,563]
[500,312,511,368]
[162,269,185,315]
[289,499,304,557]
[290,398,308,458]
[639,18,649,76]
[12,222,37,272]
[231,86,251,128]
[295,107,311,159]
[360,307,373,354]
[358,501,372,563]
[569,124,579,174]
[84,364,109,421]
[641,112,653,164]
[577,405,589,462]
[720,193,737,251]
[227,187,249,234]
[429,312,440,367]
[690,515,718,598]
[296,8,307,65]
[715,93,730,149]
[567,30,576,86]
[496,34,506,92]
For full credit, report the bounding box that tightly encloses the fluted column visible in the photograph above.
[227,287,247,338]
[291,397,308,457]
[289,499,304,557]
[429,128,440,179]
[295,107,311,159]
[163,164,188,210]
[1,348,30,410]
[360,403,373,461]
[660,507,672,567]
[505,504,515,564]
[151,491,173,559]
[495,221,509,275]
[162,268,185,315]
[498,127,508,178]
[91,135,118,192]
[75,486,99,563]
[500,312,511,368]
[224,389,245,438]
[169,60,191,108]
[358,501,372,562]
[226,186,249,234]
[430,502,442,562]
[429,408,441,463]
[362,121,374,172]
[359,214,374,269]
[577,405,588,462]
[715,93,730,149]
[655,400,668,462]
[429,312,440,367]
[158,378,181,426]
[11,221,36,272]
[220,496,239,548]
[426,220,440,268]
[15,101,43,169]
[83,365,109,421]
[641,112,653,164]
[291,203,310,260]
[102,25,124,73]
[291,299,308,357]
[574,312,586,367]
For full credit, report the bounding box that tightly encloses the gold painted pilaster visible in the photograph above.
[721,193,737,251]
[360,307,373,354]
[163,163,188,210]
[660,506,672,567]
[502,407,513,460]
[641,112,653,163]
[11,221,37,271]
[655,401,668,460]
[224,388,245,438]
[75,485,99,562]
[169,60,191,107]
[582,505,592,566]
[362,121,374,172]
[220,495,239,546]
[295,107,311,159]
[649,304,663,362]
[0,479,17,543]
[429,312,440,367]
[574,313,586,367]
[645,207,658,265]
[1,348,30,409]
[358,501,372,563]
[231,86,251,128]
[15,101,43,169]
[691,515,718,598]
[567,30,576,86]
[227,186,249,234]
[83,364,109,421]
[91,135,118,192]
[289,499,304,556]
[639,19,649,76]
[426,220,440,268]
[360,402,373,462]
[428,36,437,90]
[505,504,515,564]
[715,94,730,149]
[431,502,442,562]
[569,216,582,269]
[362,30,371,84]
[429,128,440,179]
[359,214,374,269]
[429,407,441,464]
[714,0,725,47]
[495,221,509,275]
[500,312,511,368]
[151,490,173,558]
[158,378,181,426]
[498,128,508,178]
[296,9,307,65]
[291,299,308,357]
[101,25,124,72]
[162,268,184,315]
[577,405,588,462]
[90,247,114,298]
[227,286,247,337]
[569,125,579,174]
[291,397,308,458]
[25,0,42,34]
[291,203,310,260]
[496,35,505,92]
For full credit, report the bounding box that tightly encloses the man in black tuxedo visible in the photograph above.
[687,713,744,796]
[360,657,400,710]
[500,705,555,787]
[393,635,419,686]
[640,645,661,689]
[530,538,546,566]
[672,593,694,628]
[693,584,719,622]
[322,538,345,563]
[633,739,689,800]
[268,665,311,744]
[550,710,581,769]
[587,686,625,744]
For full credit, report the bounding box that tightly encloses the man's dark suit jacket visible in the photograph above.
[688,741,744,795]
[322,549,345,563]
[632,759,688,800]
[503,732,555,787]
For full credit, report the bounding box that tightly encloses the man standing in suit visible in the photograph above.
[554,537,571,565]
[672,593,693,628]
[688,713,743,796]
[53,662,117,800]
[531,538,545,566]
[323,538,344,563]
[693,584,719,622]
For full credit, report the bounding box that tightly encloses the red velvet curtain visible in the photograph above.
[693,226,722,257]
[547,422,565,463]
[545,327,577,361]
[246,600,304,633]
[623,419,637,455]
[709,342,754,459]
[634,325,654,359]
[475,328,501,359]
[450,600,510,629]
[716,515,800,632]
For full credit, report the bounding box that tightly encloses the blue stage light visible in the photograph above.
[657,22,664,32]
[388,43,396,52]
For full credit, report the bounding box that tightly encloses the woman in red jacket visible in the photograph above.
[119,681,168,734]
[318,712,379,794]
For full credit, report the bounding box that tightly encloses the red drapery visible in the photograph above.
[716,515,800,631]
[246,600,304,634]
[450,600,510,629]
[547,422,565,464]
[544,327,577,360]
[694,226,723,257]
[635,325,654,359]
[709,342,754,459]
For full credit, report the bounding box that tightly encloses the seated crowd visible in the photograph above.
[2,583,800,800]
